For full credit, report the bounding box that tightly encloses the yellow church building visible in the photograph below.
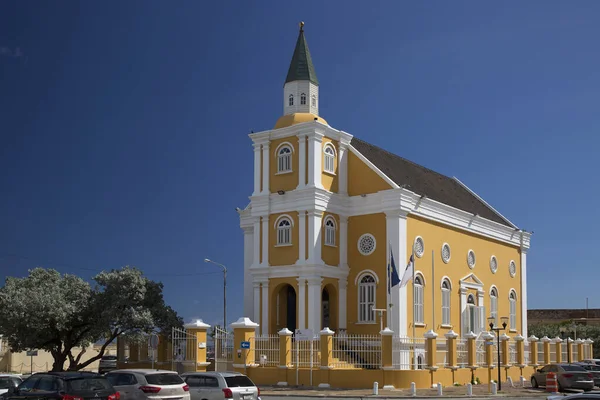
[237,23,532,342]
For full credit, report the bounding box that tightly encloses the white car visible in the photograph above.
[0,375,22,396]
[106,369,190,400]
[181,372,260,400]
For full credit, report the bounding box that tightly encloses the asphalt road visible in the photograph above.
[262,397,547,400]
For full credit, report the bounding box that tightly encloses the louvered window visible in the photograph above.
[358,275,376,323]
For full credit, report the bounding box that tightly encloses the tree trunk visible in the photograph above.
[51,350,68,372]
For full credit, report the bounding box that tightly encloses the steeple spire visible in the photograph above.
[285,21,319,86]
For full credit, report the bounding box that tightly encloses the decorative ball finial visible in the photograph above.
[299,21,304,32]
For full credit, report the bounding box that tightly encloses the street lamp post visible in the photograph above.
[204,259,227,332]
[559,325,575,363]
[488,316,509,391]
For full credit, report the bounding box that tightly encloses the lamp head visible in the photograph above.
[487,316,495,330]
[204,258,211,263]
[501,316,509,329]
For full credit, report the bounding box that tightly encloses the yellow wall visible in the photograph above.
[321,138,339,193]
[269,212,299,266]
[347,151,392,196]
[270,137,299,193]
[347,213,387,335]
[321,212,340,267]
[406,215,522,337]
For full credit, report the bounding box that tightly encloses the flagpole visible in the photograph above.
[411,247,416,369]
[432,249,435,331]
[387,241,391,329]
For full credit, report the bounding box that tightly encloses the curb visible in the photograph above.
[261,394,546,399]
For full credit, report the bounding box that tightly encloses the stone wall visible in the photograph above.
[528,308,600,325]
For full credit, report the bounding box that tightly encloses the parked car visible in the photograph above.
[106,369,189,400]
[0,375,22,397]
[575,363,600,387]
[547,394,600,400]
[3,371,118,400]
[582,360,600,366]
[531,364,595,392]
[99,355,119,374]
[181,372,260,400]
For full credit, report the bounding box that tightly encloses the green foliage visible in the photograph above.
[0,267,183,371]
[528,321,600,358]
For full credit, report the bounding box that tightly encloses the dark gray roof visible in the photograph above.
[285,26,318,86]
[350,137,514,227]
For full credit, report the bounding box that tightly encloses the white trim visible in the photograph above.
[467,249,476,269]
[414,271,426,286]
[322,215,336,228]
[489,255,498,274]
[509,288,517,300]
[489,285,498,296]
[440,276,453,289]
[459,272,484,289]
[322,142,337,156]
[441,243,451,264]
[452,176,518,229]
[274,141,296,156]
[323,215,336,247]
[509,260,517,278]
[357,233,377,256]
[348,144,399,189]
[273,214,295,228]
[413,236,425,258]
[354,269,380,285]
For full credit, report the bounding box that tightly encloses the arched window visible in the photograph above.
[414,275,424,324]
[288,94,294,106]
[358,274,376,323]
[509,290,517,330]
[300,93,306,105]
[490,287,498,327]
[277,145,292,173]
[324,217,336,247]
[441,279,451,326]
[277,217,292,245]
[311,94,316,107]
[323,144,335,173]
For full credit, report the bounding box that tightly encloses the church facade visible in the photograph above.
[238,24,532,341]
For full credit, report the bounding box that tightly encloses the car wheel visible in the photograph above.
[531,377,539,388]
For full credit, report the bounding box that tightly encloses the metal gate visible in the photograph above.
[172,327,198,373]
[214,327,233,372]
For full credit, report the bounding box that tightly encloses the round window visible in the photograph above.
[490,256,498,274]
[358,234,376,256]
[441,243,451,263]
[467,250,476,269]
[509,260,517,277]
[414,237,424,258]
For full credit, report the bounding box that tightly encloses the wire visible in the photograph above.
[0,253,226,277]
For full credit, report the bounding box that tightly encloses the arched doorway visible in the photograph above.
[321,284,338,331]
[272,284,297,334]
[322,288,330,328]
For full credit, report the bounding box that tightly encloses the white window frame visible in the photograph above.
[323,143,336,174]
[276,144,293,174]
[509,290,517,332]
[288,94,294,106]
[323,216,336,247]
[300,93,306,105]
[275,216,293,246]
[311,94,316,107]
[358,274,376,323]
[441,278,451,326]
[490,287,498,327]
[414,274,424,324]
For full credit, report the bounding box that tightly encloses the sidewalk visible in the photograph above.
[260,384,551,398]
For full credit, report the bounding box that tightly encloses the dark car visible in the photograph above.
[4,372,119,400]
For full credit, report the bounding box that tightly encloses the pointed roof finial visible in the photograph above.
[285,22,318,85]
[299,21,304,32]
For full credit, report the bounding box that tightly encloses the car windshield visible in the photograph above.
[0,378,19,389]
[224,376,255,388]
[561,365,587,372]
[67,377,113,391]
[145,374,183,385]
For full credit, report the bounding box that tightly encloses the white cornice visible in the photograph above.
[248,121,353,145]
[250,263,349,281]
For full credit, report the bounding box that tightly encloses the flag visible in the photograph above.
[388,248,401,293]
[399,254,414,288]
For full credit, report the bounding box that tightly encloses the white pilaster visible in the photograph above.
[477,290,485,334]
[243,227,254,319]
[460,287,467,337]
[298,210,306,264]
[307,211,322,264]
[339,215,348,268]
[261,280,269,335]
[520,249,528,338]
[297,278,306,330]
[307,276,323,333]
[338,279,347,330]
[253,144,261,196]
[253,220,261,267]
[253,282,261,334]
[297,134,306,189]
[307,134,324,189]
[261,143,270,195]
[338,142,348,195]
[386,211,408,335]
[261,217,269,266]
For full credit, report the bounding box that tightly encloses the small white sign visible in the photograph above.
[198,342,206,349]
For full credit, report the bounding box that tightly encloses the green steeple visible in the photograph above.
[285,22,319,86]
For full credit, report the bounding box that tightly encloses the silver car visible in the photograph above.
[181,372,260,400]
[106,369,190,400]
[531,364,595,392]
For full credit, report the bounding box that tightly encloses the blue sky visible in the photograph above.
[1,1,599,327]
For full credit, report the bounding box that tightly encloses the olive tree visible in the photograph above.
[0,267,182,371]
